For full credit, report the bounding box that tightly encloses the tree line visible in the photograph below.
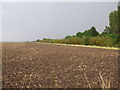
[36,7,120,47]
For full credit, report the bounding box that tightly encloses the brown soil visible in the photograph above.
[2,42,119,88]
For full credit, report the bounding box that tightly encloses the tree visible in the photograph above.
[76,32,83,38]
[109,11,118,33]
[103,10,118,34]
[102,26,110,34]
[65,35,72,39]
[83,26,99,37]
[90,27,99,36]
[118,6,120,33]
[36,39,41,42]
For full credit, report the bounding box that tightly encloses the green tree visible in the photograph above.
[103,10,118,34]
[43,38,48,40]
[101,26,110,35]
[109,11,118,33]
[90,27,99,36]
[118,6,120,33]
[83,27,99,37]
[76,32,83,38]
[65,35,72,39]
[36,39,41,42]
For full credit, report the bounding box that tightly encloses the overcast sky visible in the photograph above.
[1,2,118,42]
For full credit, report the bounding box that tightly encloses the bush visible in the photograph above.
[63,37,82,44]
[81,36,91,45]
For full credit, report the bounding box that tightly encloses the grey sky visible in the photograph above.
[2,2,118,42]
[0,3,2,42]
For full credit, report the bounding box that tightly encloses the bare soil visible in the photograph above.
[2,42,119,88]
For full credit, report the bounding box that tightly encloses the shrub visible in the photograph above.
[81,36,91,45]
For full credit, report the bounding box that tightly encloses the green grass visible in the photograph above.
[36,42,119,50]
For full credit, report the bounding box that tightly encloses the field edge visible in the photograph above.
[35,42,119,50]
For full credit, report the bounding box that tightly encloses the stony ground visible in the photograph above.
[2,42,119,88]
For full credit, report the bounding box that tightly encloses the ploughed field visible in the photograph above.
[2,42,119,88]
